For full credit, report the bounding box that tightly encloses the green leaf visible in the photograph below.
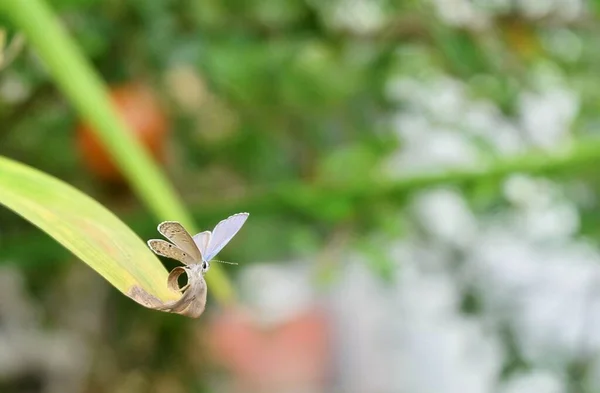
[0,0,235,305]
[0,155,178,305]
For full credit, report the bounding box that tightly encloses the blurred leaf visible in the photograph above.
[431,25,490,77]
[316,144,379,187]
[280,40,363,110]
[277,183,355,222]
[0,155,178,305]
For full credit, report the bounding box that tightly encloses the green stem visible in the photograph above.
[0,0,234,304]
[381,144,598,195]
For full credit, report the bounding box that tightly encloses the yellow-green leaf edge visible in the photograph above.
[0,155,178,303]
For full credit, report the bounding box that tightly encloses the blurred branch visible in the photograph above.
[381,147,592,196]
[4,138,600,263]
[0,0,235,305]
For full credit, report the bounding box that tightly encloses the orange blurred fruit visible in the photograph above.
[76,83,169,182]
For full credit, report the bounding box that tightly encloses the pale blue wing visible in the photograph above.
[203,212,249,261]
[192,231,211,261]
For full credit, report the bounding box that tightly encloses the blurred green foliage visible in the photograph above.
[2,0,600,269]
[3,0,600,389]
[2,0,600,272]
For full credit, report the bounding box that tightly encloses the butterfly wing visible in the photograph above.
[203,212,249,262]
[147,239,196,265]
[157,221,202,263]
[192,231,211,261]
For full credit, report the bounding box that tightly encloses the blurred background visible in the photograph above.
[2,0,600,392]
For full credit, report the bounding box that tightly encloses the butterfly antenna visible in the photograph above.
[212,259,239,266]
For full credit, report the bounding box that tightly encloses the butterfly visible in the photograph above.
[148,212,249,272]
[147,212,248,318]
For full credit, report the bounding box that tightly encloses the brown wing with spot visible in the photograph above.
[147,239,195,265]
[156,221,202,263]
